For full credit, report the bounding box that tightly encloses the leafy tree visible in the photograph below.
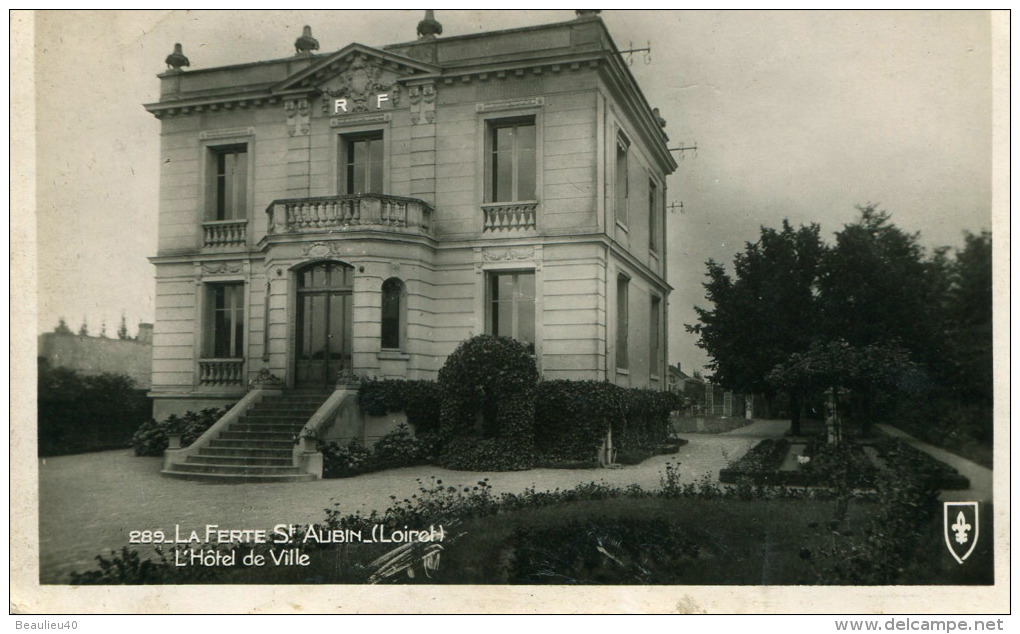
[945,230,993,405]
[117,314,130,340]
[687,220,824,430]
[817,205,947,374]
[99,321,108,338]
[78,319,89,337]
[767,340,917,439]
[53,318,72,334]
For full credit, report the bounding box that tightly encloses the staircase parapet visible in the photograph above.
[294,388,362,479]
[162,386,282,473]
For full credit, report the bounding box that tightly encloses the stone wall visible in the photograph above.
[38,330,153,389]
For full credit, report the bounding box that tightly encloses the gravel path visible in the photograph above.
[38,419,787,583]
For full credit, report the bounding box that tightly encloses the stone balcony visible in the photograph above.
[266,194,434,238]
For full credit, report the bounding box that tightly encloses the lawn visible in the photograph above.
[200,495,992,585]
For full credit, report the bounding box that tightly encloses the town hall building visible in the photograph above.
[146,11,677,431]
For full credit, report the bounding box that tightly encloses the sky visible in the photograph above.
[29,10,996,372]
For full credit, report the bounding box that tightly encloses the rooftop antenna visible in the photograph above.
[668,142,698,160]
[617,41,652,66]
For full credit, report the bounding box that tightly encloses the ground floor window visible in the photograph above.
[488,271,535,345]
[206,283,244,358]
[617,274,629,369]
[381,277,405,350]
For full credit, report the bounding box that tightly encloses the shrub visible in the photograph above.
[358,379,441,435]
[371,423,427,470]
[436,335,539,470]
[131,407,227,456]
[535,380,619,462]
[319,440,374,478]
[37,364,152,456]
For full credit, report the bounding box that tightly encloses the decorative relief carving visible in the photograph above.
[482,247,535,262]
[302,241,342,258]
[199,127,255,140]
[285,98,311,136]
[330,113,391,128]
[476,96,544,113]
[200,261,245,275]
[319,54,401,114]
[408,83,437,124]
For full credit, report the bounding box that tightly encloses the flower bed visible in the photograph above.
[719,437,969,490]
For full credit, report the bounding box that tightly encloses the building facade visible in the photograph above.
[146,11,676,419]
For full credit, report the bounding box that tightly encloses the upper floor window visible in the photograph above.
[488,271,535,345]
[206,283,244,358]
[648,179,659,253]
[615,135,629,226]
[487,118,536,203]
[381,278,405,350]
[342,132,384,195]
[209,145,248,220]
[616,274,629,369]
[650,294,661,377]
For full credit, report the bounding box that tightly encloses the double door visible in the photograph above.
[295,263,354,387]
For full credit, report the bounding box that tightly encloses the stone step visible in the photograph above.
[242,413,315,422]
[254,402,324,411]
[218,430,295,441]
[208,438,293,450]
[198,447,292,458]
[229,423,305,433]
[186,454,293,467]
[161,470,317,483]
[169,462,303,476]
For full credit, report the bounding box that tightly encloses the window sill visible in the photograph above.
[377,350,410,361]
[616,367,630,375]
[650,374,660,382]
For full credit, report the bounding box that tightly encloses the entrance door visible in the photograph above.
[295,262,354,387]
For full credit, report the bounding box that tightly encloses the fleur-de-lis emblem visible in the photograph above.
[952,511,971,544]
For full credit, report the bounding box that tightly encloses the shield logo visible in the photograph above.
[944,501,979,564]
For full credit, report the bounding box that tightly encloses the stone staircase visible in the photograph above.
[161,389,332,482]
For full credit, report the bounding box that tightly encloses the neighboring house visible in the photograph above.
[37,325,154,389]
[145,11,677,420]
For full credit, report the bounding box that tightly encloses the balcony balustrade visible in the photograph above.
[481,201,538,232]
[198,359,245,386]
[267,194,434,238]
[202,220,248,248]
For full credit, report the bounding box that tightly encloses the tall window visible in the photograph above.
[488,118,536,202]
[648,180,659,253]
[207,283,244,358]
[210,146,247,220]
[488,271,535,344]
[343,133,384,194]
[381,278,405,350]
[650,295,661,377]
[615,135,629,225]
[616,275,629,369]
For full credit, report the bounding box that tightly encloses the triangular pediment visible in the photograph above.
[273,44,439,95]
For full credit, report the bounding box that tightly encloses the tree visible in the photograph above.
[687,220,824,431]
[78,319,89,337]
[945,230,993,405]
[117,314,130,340]
[53,318,72,335]
[817,205,947,373]
[768,339,917,440]
[99,321,108,338]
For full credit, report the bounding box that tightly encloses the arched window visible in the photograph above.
[381,278,405,350]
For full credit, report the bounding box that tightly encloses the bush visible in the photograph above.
[319,440,374,478]
[320,424,429,478]
[436,335,539,471]
[534,380,681,464]
[37,364,152,456]
[358,379,441,435]
[131,407,227,456]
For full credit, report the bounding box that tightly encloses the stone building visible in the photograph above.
[145,11,677,420]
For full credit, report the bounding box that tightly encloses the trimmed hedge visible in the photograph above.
[131,407,228,456]
[436,336,539,471]
[358,379,441,435]
[38,364,152,456]
[536,380,683,464]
